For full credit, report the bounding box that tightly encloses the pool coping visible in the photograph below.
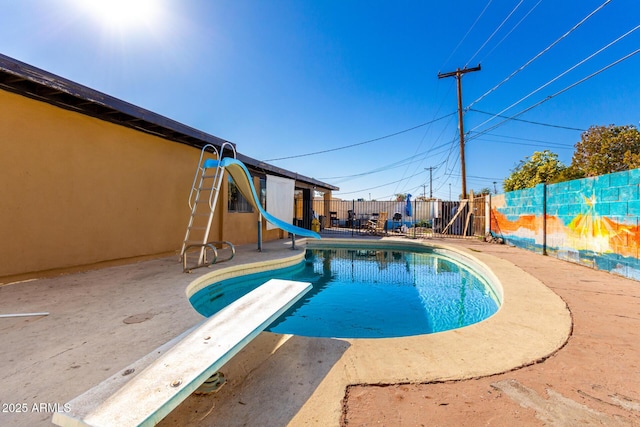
[171,237,572,426]
[185,251,307,298]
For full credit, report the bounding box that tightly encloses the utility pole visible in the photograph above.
[424,167,435,199]
[438,64,481,199]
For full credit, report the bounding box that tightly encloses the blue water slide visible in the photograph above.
[203,158,320,239]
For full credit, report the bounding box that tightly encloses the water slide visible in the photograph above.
[203,158,320,239]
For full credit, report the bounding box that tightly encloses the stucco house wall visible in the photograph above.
[0,88,282,278]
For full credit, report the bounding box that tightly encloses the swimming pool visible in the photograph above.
[189,242,500,338]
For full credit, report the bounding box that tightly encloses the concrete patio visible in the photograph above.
[0,236,638,426]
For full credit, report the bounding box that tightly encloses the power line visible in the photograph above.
[318,144,451,181]
[469,109,586,131]
[332,126,460,198]
[390,108,458,196]
[465,0,524,68]
[467,0,612,109]
[432,135,461,195]
[471,131,576,147]
[334,169,427,196]
[324,45,640,201]
[467,174,503,181]
[331,150,454,198]
[471,136,575,150]
[470,24,640,133]
[265,112,455,161]
[440,0,493,70]
[468,48,640,141]
[433,144,461,195]
[390,108,452,197]
[478,0,544,64]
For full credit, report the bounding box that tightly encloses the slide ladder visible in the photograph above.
[180,143,236,272]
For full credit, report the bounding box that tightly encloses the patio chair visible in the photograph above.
[367,211,388,235]
[347,210,360,228]
[329,211,339,227]
[392,212,402,232]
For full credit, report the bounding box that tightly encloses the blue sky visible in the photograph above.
[1,0,638,200]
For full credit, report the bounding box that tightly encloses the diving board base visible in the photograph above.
[52,279,311,427]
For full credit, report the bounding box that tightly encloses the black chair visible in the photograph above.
[329,211,339,227]
[347,210,359,228]
[392,212,402,231]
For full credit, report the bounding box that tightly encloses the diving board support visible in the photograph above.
[52,279,312,427]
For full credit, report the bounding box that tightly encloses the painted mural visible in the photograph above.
[491,168,640,281]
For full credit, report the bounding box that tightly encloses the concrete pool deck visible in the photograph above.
[0,236,638,426]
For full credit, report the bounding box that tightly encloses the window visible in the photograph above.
[227,177,253,213]
[259,177,266,209]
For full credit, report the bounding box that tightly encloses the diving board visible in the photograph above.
[52,279,312,427]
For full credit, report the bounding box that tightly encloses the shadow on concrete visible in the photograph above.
[159,333,351,427]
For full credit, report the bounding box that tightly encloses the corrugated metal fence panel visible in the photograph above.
[303,197,488,239]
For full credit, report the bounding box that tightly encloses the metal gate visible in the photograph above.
[297,195,489,239]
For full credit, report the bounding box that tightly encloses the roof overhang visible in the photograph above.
[0,53,338,192]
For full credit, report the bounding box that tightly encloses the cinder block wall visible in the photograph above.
[491,169,640,281]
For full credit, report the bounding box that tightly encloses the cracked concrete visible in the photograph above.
[342,239,640,427]
[1,237,638,426]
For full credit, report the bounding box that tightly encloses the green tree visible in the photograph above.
[548,164,585,184]
[623,151,640,169]
[467,188,491,197]
[572,124,640,176]
[504,150,567,191]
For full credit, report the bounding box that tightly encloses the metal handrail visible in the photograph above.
[183,243,218,273]
[200,142,235,211]
[220,141,237,159]
[182,241,235,273]
[189,144,219,210]
[210,240,235,263]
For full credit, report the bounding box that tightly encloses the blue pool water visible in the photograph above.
[189,246,500,338]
